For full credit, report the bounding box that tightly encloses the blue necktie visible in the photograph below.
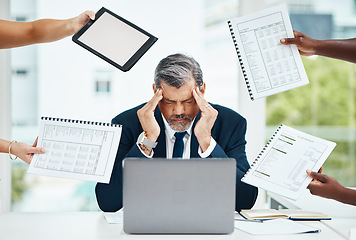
[173,131,187,158]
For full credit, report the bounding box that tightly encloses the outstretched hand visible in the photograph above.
[306,168,344,200]
[71,10,95,34]
[192,87,218,152]
[280,30,319,56]
[11,138,46,164]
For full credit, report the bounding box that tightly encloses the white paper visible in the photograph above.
[28,117,122,183]
[103,211,123,224]
[234,219,320,235]
[228,4,309,100]
[242,124,336,200]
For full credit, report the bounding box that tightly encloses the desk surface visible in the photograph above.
[0,212,352,240]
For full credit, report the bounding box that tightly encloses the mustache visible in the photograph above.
[171,114,187,119]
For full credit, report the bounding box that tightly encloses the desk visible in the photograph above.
[0,212,351,240]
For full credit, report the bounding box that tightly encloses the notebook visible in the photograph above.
[227,4,309,100]
[27,117,122,183]
[240,209,331,221]
[72,7,158,72]
[122,158,236,234]
[242,124,336,200]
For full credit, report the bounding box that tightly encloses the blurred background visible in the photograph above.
[1,0,356,212]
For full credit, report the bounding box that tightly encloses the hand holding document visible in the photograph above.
[227,4,309,100]
[242,124,336,200]
[28,117,122,183]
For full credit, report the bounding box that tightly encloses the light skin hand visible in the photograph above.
[280,30,319,56]
[192,87,218,152]
[137,88,163,143]
[0,10,95,49]
[11,138,46,164]
[70,10,95,34]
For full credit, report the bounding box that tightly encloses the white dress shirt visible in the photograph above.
[137,114,216,158]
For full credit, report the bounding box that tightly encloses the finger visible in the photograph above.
[307,180,317,189]
[306,169,327,183]
[144,89,163,111]
[32,137,38,147]
[85,10,95,20]
[292,30,304,37]
[306,182,318,194]
[280,36,302,45]
[281,30,304,44]
[193,88,209,110]
[30,146,46,154]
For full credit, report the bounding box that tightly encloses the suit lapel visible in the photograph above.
[153,107,201,158]
[190,111,201,158]
[154,106,166,158]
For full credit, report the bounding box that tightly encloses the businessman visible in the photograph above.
[95,53,258,212]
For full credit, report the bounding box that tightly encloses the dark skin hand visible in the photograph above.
[281,30,356,63]
[307,168,356,206]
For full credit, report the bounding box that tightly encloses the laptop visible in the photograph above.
[122,158,236,234]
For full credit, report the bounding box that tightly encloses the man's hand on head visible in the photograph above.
[192,87,218,152]
[137,89,163,143]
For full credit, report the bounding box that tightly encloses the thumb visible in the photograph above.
[280,37,301,45]
[85,10,95,20]
[30,147,46,154]
[306,169,327,183]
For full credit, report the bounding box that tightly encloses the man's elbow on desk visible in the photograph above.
[95,183,123,212]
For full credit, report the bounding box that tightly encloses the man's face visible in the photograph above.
[155,79,205,132]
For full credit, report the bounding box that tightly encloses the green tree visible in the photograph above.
[266,57,356,186]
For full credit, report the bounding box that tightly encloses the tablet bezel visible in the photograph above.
[72,7,158,72]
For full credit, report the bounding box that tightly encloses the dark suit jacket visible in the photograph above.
[95,103,258,212]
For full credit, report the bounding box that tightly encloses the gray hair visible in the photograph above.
[154,53,203,89]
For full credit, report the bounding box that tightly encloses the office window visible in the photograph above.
[15,16,26,21]
[94,69,112,94]
[95,80,111,93]
[13,69,28,76]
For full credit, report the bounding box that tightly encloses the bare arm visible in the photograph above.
[281,30,356,64]
[0,10,95,49]
[0,138,45,164]
[307,169,356,206]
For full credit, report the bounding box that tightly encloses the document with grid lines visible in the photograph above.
[28,117,122,183]
[228,4,309,100]
[242,125,336,200]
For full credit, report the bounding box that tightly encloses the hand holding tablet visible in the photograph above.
[72,7,158,71]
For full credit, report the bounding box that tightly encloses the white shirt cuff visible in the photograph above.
[198,137,216,158]
[136,142,154,158]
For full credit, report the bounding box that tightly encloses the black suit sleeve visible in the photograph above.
[210,114,258,212]
[95,115,145,212]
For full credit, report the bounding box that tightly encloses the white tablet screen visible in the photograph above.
[78,12,150,66]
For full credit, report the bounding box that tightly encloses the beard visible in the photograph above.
[167,114,193,132]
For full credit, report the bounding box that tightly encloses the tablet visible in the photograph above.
[72,7,158,72]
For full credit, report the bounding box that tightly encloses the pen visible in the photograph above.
[234,218,265,223]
